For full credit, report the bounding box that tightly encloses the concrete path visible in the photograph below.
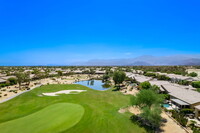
[161,112,187,133]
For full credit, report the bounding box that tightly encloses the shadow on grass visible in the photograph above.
[112,86,120,91]
[130,115,168,133]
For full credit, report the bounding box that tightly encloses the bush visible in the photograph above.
[162,94,170,100]
[178,80,191,86]
[7,77,17,85]
[139,81,151,90]
[188,72,198,77]
[193,127,200,133]
[192,81,200,88]
[144,73,157,78]
[172,111,188,127]
[157,75,170,80]
[180,108,194,115]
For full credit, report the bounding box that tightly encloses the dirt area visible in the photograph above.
[120,85,139,95]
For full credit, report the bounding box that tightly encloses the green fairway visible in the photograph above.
[0,103,84,133]
[0,84,146,133]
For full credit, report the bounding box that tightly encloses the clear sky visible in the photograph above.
[0,0,200,65]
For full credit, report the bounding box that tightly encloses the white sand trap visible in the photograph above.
[42,90,87,96]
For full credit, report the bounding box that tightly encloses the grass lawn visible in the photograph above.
[0,84,146,133]
[0,103,84,133]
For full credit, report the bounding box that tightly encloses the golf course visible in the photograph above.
[0,84,146,133]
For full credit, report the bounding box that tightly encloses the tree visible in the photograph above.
[102,74,110,82]
[113,71,126,85]
[15,72,25,90]
[131,89,163,109]
[15,72,30,90]
[140,105,162,129]
[24,72,31,87]
[57,71,63,76]
[131,89,164,129]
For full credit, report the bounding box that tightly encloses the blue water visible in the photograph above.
[163,104,170,108]
[75,80,110,90]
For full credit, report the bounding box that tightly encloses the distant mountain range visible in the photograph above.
[74,55,200,66]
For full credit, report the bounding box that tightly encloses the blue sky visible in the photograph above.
[0,0,200,65]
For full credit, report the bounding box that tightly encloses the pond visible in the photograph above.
[74,80,111,90]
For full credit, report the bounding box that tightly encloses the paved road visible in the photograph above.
[0,84,42,104]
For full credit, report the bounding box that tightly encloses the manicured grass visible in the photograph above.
[0,103,84,133]
[0,84,146,133]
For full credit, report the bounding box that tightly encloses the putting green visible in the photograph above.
[0,103,84,133]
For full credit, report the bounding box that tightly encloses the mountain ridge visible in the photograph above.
[73,55,200,66]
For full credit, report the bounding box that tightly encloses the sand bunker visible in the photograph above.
[42,90,87,96]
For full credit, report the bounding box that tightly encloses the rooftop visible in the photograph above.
[1,76,16,80]
[162,84,200,105]
[0,78,6,83]
[171,98,189,106]
[126,73,152,83]
[195,105,200,110]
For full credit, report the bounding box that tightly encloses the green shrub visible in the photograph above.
[139,81,151,89]
[193,127,200,133]
[7,77,17,85]
[162,94,170,100]
[178,80,191,85]
[192,81,200,88]
[180,108,194,115]
[157,75,170,80]
[188,72,198,77]
[172,111,188,127]
[144,73,157,77]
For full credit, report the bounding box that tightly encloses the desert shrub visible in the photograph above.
[193,127,200,133]
[157,75,170,80]
[7,77,17,85]
[0,84,6,87]
[139,81,151,90]
[188,72,198,77]
[180,108,194,115]
[144,72,157,78]
[178,80,191,85]
[172,111,188,127]
[162,94,170,100]
[192,81,200,88]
